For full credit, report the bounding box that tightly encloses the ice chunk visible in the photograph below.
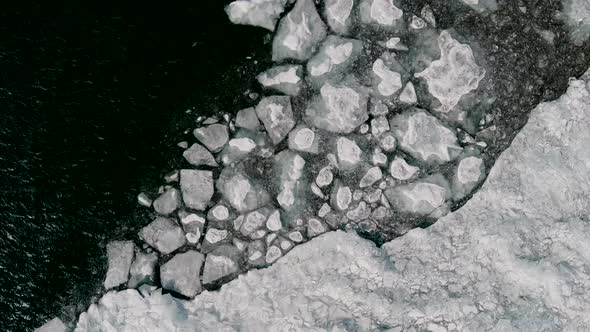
[208,205,230,222]
[183,143,218,167]
[153,187,181,216]
[331,181,352,211]
[139,217,186,255]
[193,124,229,153]
[160,250,204,298]
[225,0,292,31]
[358,0,404,32]
[247,240,267,266]
[324,0,354,35]
[346,200,371,222]
[390,109,462,164]
[288,231,304,242]
[274,150,307,211]
[103,241,135,290]
[255,96,296,145]
[272,0,328,61]
[315,166,334,187]
[217,165,270,213]
[265,246,282,263]
[137,192,152,207]
[180,169,214,211]
[127,251,158,288]
[202,245,240,285]
[336,137,362,170]
[452,155,485,200]
[257,64,303,96]
[371,58,402,97]
[370,115,389,137]
[306,35,363,88]
[399,81,417,105]
[266,209,282,231]
[204,228,229,244]
[305,79,369,133]
[389,156,420,180]
[220,137,257,165]
[415,30,486,115]
[307,218,326,237]
[179,212,206,244]
[35,318,67,332]
[235,107,260,131]
[359,166,382,188]
[384,173,451,217]
[288,125,319,153]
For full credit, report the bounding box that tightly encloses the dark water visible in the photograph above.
[0,2,269,330]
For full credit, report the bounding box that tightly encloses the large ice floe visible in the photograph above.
[37,0,590,330]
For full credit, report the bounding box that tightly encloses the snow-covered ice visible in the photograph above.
[138,217,186,255]
[160,250,204,298]
[180,169,214,211]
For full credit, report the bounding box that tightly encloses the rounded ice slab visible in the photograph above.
[225,0,294,31]
[415,30,486,116]
[272,0,327,61]
[390,109,462,165]
[384,173,451,217]
[305,80,369,134]
[160,250,204,298]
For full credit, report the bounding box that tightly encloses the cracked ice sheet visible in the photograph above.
[75,72,590,331]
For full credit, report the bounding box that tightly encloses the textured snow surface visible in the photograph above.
[75,72,590,331]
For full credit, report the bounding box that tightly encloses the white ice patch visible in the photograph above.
[310,42,353,76]
[415,30,486,114]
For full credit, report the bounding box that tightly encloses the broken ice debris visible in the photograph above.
[202,245,240,285]
[193,123,229,153]
[160,250,204,298]
[336,137,362,170]
[452,155,485,201]
[275,150,307,211]
[180,169,214,211]
[415,30,485,119]
[127,250,158,288]
[35,318,67,332]
[306,35,363,88]
[153,187,181,216]
[183,143,218,167]
[272,0,328,61]
[288,125,319,153]
[399,81,417,105]
[390,109,462,164]
[389,156,419,180]
[324,0,354,35]
[358,0,404,32]
[305,79,369,134]
[225,0,293,31]
[103,240,135,289]
[257,64,303,96]
[371,57,403,97]
[139,217,186,255]
[360,166,382,188]
[255,96,296,145]
[384,173,451,217]
[235,107,261,131]
[217,165,270,213]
